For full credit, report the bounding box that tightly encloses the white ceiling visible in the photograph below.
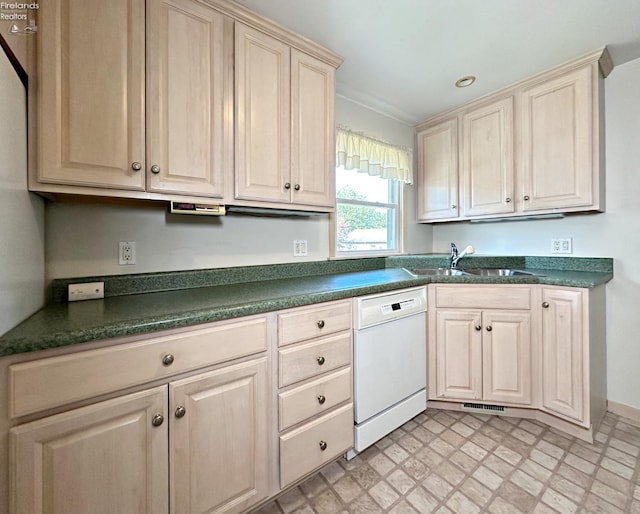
[234,0,640,125]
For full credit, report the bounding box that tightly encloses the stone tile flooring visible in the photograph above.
[256,409,640,513]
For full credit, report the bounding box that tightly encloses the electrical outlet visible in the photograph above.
[551,237,573,254]
[119,241,136,265]
[293,239,308,257]
[68,282,104,301]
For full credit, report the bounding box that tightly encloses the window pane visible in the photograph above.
[336,167,394,203]
[336,203,396,252]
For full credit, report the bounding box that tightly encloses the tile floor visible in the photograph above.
[256,409,640,513]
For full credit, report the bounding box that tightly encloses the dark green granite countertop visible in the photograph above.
[0,255,613,357]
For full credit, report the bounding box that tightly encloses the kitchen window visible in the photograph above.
[333,127,412,257]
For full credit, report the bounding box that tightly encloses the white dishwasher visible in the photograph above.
[348,286,427,459]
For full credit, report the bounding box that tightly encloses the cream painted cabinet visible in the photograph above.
[170,358,271,514]
[35,0,146,191]
[461,96,515,217]
[10,387,169,514]
[416,49,609,223]
[520,64,598,212]
[34,0,231,200]
[434,309,532,405]
[416,118,459,221]
[235,23,336,209]
[146,0,231,198]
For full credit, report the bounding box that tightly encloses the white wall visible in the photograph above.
[0,48,45,335]
[45,96,429,280]
[433,57,640,411]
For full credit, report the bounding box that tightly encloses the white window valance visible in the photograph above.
[336,127,413,184]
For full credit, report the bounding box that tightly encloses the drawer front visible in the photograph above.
[279,368,352,430]
[9,316,268,418]
[434,285,532,310]
[280,403,353,488]
[279,332,351,387]
[278,300,351,347]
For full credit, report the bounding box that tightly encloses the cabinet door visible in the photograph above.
[482,311,532,405]
[541,288,586,424]
[170,358,272,514]
[37,0,145,190]
[417,118,459,221]
[10,387,168,514]
[146,0,230,197]
[462,97,515,217]
[290,49,336,207]
[235,23,291,203]
[435,310,482,400]
[520,65,594,211]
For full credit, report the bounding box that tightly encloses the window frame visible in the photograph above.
[331,168,404,258]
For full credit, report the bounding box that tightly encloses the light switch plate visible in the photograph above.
[68,282,105,301]
[293,240,308,257]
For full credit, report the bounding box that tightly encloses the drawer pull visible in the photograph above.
[162,354,175,366]
[175,406,186,418]
[151,414,164,427]
[317,394,326,405]
[317,320,325,329]
[317,356,325,366]
[319,440,327,451]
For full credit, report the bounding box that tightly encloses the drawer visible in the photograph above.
[279,332,351,387]
[278,300,351,347]
[280,403,353,488]
[434,285,532,310]
[279,368,351,430]
[9,316,268,418]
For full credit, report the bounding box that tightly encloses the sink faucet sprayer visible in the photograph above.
[450,243,475,268]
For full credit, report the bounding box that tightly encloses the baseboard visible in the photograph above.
[607,400,640,426]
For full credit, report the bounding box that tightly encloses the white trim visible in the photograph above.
[607,400,640,426]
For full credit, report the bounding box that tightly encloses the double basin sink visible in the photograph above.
[411,268,544,277]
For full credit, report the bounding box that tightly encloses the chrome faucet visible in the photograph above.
[450,242,475,268]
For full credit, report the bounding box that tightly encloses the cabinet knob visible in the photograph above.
[505,197,512,203]
[317,394,326,405]
[524,195,530,201]
[294,184,301,191]
[151,414,164,427]
[131,162,142,171]
[319,440,327,451]
[542,302,550,308]
[486,326,493,332]
[162,354,174,366]
[175,406,186,418]
[150,165,161,174]
[317,320,325,329]
[317,356,325,366]
[475,325,482,331]
[284,182,291,190]
[451,204,457,209]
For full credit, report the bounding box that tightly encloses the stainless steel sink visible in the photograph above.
[410,268,470,276]
[462,268,543,277]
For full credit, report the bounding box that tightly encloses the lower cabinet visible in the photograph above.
[428,283,607,441]
[9,355,271,514]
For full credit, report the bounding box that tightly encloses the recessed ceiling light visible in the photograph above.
[455,75,476,88]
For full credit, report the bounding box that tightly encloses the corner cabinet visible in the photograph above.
[235,23,337,209]
[30,0,341,211]
[416,48,610,223]
[427,283,607,442]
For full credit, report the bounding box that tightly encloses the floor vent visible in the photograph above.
[462,402,506,414]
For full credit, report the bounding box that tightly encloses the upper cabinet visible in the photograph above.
[29,0,342,211]
[416,48,611,223]
[235,24,336,209]
[34,0,146,192]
